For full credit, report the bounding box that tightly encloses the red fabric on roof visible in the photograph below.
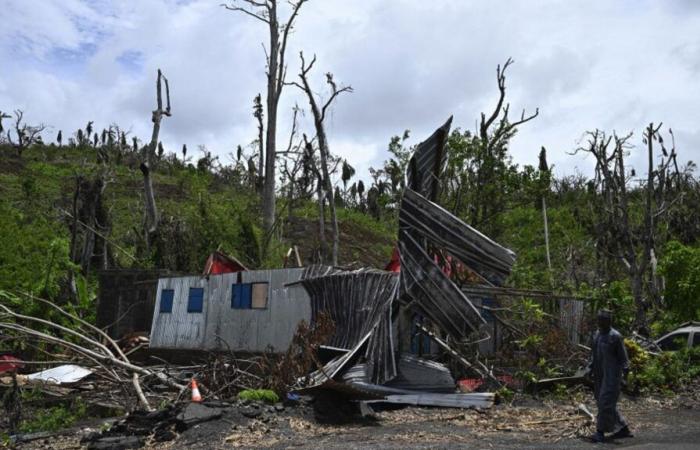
[203,251,248,275]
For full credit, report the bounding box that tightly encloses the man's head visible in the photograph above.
[597,309,612,333]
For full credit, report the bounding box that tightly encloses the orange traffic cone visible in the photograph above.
[190,378,202,403]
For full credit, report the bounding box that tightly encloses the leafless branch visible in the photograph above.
[221,0,271,23]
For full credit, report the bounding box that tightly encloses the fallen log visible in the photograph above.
[0,292,186,410]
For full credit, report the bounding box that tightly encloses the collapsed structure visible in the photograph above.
[296,118,516,403]
[141,118,517,405]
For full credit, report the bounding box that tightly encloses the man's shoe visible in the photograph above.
[611,426,633,439]
[590,431,605,443]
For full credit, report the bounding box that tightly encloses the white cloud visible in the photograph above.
[1,0,699,182]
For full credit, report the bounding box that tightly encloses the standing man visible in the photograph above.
[590,309,632,443]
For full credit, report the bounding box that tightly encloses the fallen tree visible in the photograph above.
[0,291,186,411]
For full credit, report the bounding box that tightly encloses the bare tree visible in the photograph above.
[6,110,45,156]
[576,124,681,332]
[223,0,309,244]
[253,93,264,191]
[141,69,171,250]
[472,58,538,228]
[539,147,552,275]
[292,52,353,265]
[279,106,303,222]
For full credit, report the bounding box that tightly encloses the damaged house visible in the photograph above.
[144,118,517,407]
[149,268,311,352]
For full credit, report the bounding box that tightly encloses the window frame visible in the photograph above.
[159,289,175,313]
[231,283,252,309]
[231,282,269,310]
[187,287,204,313]
[250,282,269,310]
[657,332,689,351]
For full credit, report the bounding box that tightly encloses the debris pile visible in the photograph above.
[0,294,187,413]
[294,118,516,405]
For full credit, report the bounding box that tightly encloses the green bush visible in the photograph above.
[19,398,87,433]
[659,241,700,322]
[237,389,280,404]
[626,340,700,394]
[496,386,514,403]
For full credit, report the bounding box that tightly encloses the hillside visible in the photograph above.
[0,143,395,300]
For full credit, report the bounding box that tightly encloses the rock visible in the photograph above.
[241,405,262,419]
[86,436,143,450]
[154,428,177,442]
[203,400,232,408]
[274,403,285,412]
[176,403,223,429]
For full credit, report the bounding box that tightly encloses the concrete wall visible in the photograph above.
[149,269,311,352]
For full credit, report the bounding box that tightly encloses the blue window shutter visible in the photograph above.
[241,283,252,309]
[231,284,242,309]
[160,289,174,313]
[187,287,204,313]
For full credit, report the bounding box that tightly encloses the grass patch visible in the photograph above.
[19,398,88,433]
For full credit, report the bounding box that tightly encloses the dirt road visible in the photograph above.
[14,393,700,449]
[171,395,700,449]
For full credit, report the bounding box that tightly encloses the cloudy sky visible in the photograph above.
[2,0,699,179]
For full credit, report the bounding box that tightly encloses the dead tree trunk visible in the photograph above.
[538,147,552,276]
[64,173,112,304]
[294,52,353,266]
[223,0,308,247]
[6,110,45,156]
[316,173,326,262]
[577,124,679,333]
[471,59,538,230]
[253,93,265,192]
[303,135,327,262]
[142,69,171,250]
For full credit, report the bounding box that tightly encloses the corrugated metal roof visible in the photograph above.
[299,119,517,394]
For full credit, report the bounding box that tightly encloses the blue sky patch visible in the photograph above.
[116,50,144,73]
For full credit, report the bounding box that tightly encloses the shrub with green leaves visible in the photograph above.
[625,338,700,394]
[237,389,280,404]
[660,241,700,322]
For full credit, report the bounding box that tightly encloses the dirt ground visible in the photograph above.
[11,390,700,450]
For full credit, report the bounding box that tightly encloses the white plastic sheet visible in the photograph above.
[27,364,93,384]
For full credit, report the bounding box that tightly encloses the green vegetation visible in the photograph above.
[495,386,514,403]
[238,389,280,404]
[625,339,700,394]
[0,142,394,323]
[659,241,700,323]
[18,398,88,433]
